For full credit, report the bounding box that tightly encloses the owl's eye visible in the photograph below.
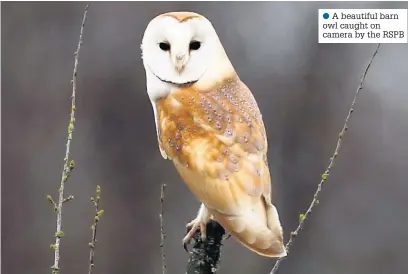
[159,42,170,51]
[189,41,201,51]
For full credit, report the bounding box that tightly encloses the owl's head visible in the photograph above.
[141,12,234,88]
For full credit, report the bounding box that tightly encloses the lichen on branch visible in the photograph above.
[186,220,226,274]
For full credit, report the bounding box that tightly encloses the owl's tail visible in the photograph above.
[211,203,287,258]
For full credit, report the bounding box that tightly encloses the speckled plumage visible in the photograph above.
[142,11,286,257]
[155,75,285,256]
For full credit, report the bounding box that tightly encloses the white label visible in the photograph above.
[318,9,408,43]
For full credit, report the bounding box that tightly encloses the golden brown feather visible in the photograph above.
[159,11,201,22]
[155,74,286,257]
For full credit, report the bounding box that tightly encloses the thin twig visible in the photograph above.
[160,184,167,274]
[270,43,381,274]
[49,4,89,274]
[88,185,104,274]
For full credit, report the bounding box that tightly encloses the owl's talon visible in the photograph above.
[182,218,207,252]
[183,242,190,253]
[223,233,232,240]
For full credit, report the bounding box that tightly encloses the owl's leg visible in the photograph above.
[182,203,211,252]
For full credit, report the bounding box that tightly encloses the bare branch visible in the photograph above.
[49,4,89,274]
[88,185,104,274]
[269,43,381,274]
[160,184,167,274]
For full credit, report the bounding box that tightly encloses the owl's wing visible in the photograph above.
[157,77,271,217]
[151,102,168,159]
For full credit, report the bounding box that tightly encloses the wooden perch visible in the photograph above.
[186,220,226,274]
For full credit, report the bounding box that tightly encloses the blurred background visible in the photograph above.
[2,1,408,274]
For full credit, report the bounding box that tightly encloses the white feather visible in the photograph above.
[141,13,234,103]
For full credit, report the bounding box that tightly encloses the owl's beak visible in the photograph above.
[174,54,188,73]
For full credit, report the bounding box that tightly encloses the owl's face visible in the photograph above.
[141,12,227,86]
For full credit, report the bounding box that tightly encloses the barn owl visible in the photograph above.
[141,11,287,258]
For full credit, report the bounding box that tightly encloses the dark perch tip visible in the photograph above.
[186,220,225,274]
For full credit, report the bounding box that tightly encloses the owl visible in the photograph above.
[141,11,286,258]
